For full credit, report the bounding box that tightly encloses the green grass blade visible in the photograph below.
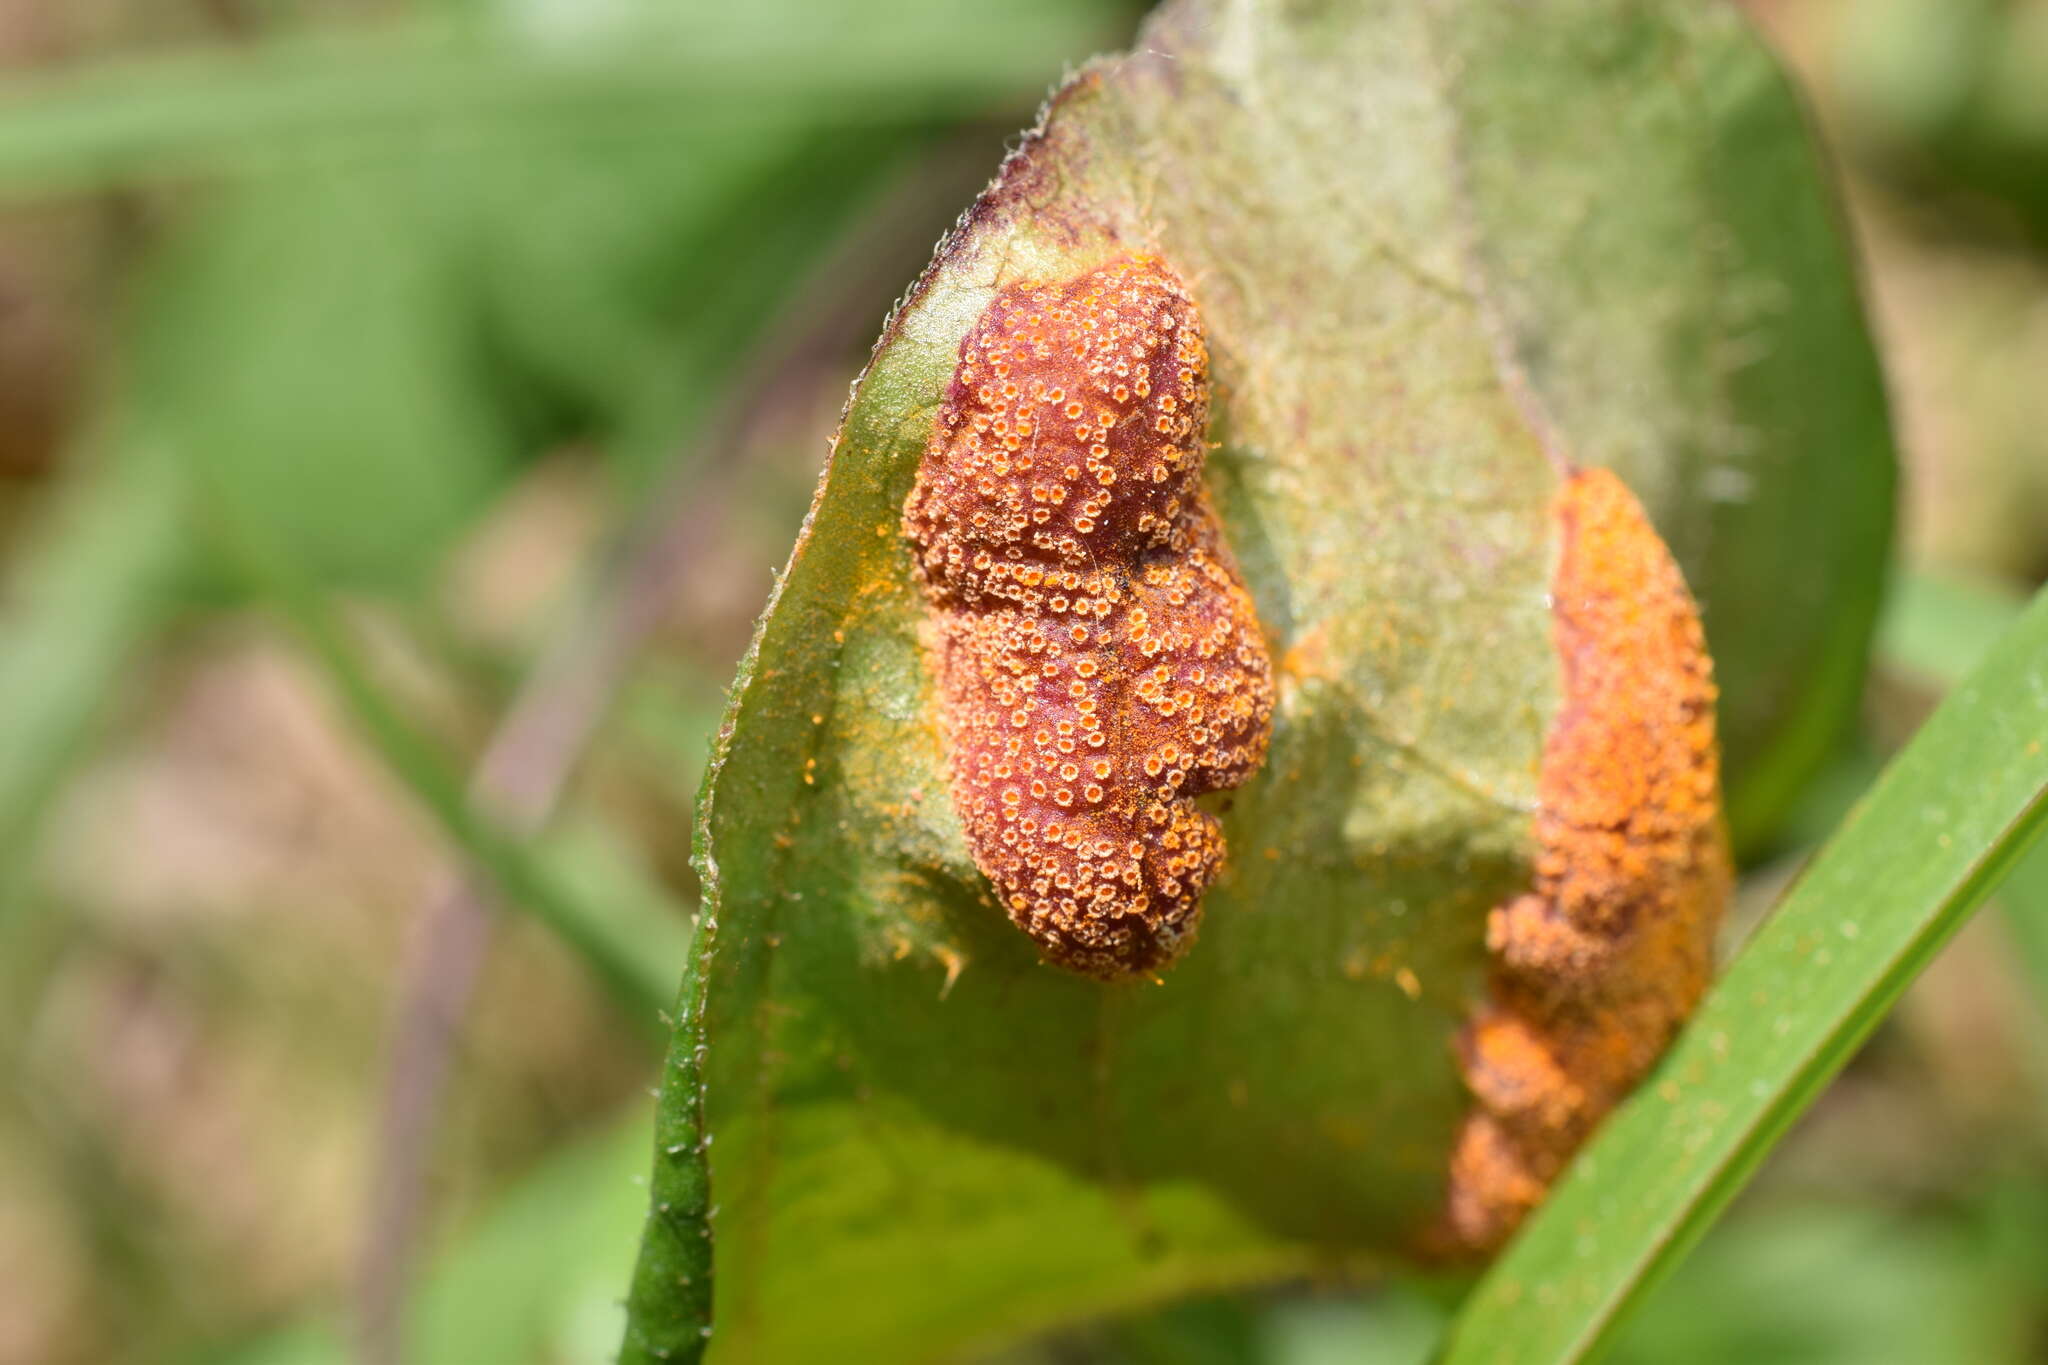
[0,4,1114,200]
[1874,569,2048,1019]
[0,448,187,909]
[1439,583,2048,1365]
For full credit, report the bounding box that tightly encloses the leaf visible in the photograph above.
[622,2,1893,1360]
[462,119,946,492]
[127,172,519,589]
[1438,583,2048,1365]
[117,124,924,592]
[1433,1,1895,848]
[620,925,716,1363]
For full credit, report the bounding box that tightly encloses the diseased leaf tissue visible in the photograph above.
[621,1,1888,1357]
[902,256,1276,979]
[906,257,1729,1241]
[1446,468,1730,1250]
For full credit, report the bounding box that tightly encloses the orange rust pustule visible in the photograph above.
[901,257,1275,979]
[1442,467,1731,1253]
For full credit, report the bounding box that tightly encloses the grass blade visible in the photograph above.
[1439,583,2048,1365]
[1874,570,2048,1017]
[187,447,673,1023]
[0,3,1115,201]
[0,448,187,909]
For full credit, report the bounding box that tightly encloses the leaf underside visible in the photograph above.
[622,2,1893,1361]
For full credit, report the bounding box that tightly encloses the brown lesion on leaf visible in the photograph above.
[901,256,1275,980]
[1440,466,1732,1253]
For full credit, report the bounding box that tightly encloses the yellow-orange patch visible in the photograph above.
[1442,467,1731,1251]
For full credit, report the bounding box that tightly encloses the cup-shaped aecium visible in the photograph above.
[902,256,1274,979]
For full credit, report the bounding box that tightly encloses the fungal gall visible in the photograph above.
[1442,467,1732,1252]
[902,256,1274,979]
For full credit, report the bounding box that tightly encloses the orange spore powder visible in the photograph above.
[1444,467,1732,1251]
[902,256,1275,979]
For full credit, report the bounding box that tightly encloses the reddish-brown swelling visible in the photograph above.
[1443,468,1732,1252]
[902,257,1274,979]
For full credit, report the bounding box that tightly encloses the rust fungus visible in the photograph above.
[902,256,1274,979]
[1442,466,1732,1253]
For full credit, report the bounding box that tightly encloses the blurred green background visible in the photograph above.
[1,1,2046,1363]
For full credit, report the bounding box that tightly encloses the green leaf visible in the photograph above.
[1438,583,2048,1365]
[620,924,716,1364]
[1435,1,1896,849]
[119,115,933,592]
[126,172,518,589]
[465,119,946,494]
[622,2,1892,1360]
